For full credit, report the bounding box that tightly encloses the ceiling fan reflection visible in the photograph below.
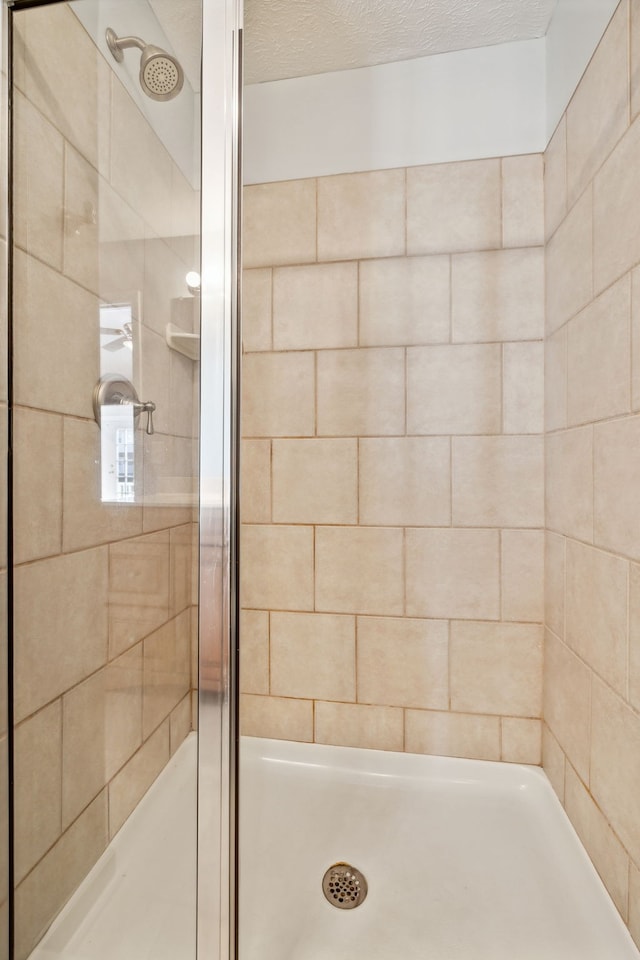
[100,321,134,351]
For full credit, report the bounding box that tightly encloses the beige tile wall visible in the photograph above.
[11,6,199,958]
[544,0,640,947]
[240,152,545,764]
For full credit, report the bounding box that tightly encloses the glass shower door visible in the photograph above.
[7,1,240,958]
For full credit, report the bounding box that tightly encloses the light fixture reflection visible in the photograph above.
[186,270,201,295]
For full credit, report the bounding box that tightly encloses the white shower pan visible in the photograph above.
[26,733,640,959]
[239,737,640,960]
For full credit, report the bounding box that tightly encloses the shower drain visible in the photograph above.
[322,862,368,909]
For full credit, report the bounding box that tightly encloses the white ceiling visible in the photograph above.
[147,0,560,90]
[244,0,558,85]
[149,0,202,91]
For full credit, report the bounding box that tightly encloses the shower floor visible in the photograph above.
[25,733,639,960]
[239,737,640,960]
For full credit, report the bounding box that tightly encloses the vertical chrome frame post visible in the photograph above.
[1,3,9,959]
[198,0,242,958]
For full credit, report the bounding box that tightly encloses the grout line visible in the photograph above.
[402,527,407,617]
[269,439,273,523]
[449,437,455,528]
[499,529,504,621]
[312,698,316,743]
[354,616,359,704]
[500,157,505,249]
[448,254,453,343]
[313,350,318,437]
[403,167,408,256]
[356,437,361,526]
[269,267,274,351]
[267,610,272,695]
[356,259,361,347]
[403,347,408,436]
[630,270,635,413]
[626,560,631,703]
[591,424,596,546]
[314,178,319,262]
[312,524,316,613]
[628,0,632,129]
[447,619,452,711]
[58,698,64,834]
[500,343,505,435]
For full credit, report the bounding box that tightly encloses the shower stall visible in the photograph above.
[1,0,640,958]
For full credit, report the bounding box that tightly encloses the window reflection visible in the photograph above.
[99,303,136,503]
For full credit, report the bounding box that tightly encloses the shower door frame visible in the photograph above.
[1,0,242,957]
[197,0,242,958]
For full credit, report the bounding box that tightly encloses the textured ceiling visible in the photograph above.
[244,0,558,84]
[149,0,202,92]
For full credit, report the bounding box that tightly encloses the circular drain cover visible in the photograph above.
[322,862,368,909]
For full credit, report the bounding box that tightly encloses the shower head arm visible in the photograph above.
[106,28,145,64]
[105,26,184,101]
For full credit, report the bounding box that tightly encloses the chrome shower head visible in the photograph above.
[106,27,184,102]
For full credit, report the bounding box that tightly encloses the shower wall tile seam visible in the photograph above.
[447,619,452,711]
[268,266,275,349]
[546,406,640,434]
[242,337,545,355]
[562,114,635,229]
[248,692,542,719]
[19,524,173,561]
[564,751,633,891]
[14,786,109,897]
[355,259,361,345]
[313,350,318,437]
[590,423,596,548]
[549,631,637,711]
[401,527,407,617]
[240,607,542,627]
[243,521,544,532]
[356,437,361,525]
[13,611,189,726]
[314,177,318,262]
[267,611,273,694]
[312,524,316,612]
[310,243,545,263]
[546,534,639,567]
[266,439,273,522]
[60,140,70,281]
[57,697,64,838]
[17,116,175,261]
[14,87,100,180]
[626,564,631,704]
[12,246,101,306]
[403,347,408,436]
[243,431,539,441]
[403,167,408,255]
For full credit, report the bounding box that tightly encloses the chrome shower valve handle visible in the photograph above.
[93,374,157,435]
[131,399,156,435]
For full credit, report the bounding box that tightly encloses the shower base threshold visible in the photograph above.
[239,737,640,960]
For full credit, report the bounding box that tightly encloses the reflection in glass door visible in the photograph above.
[7,1,240,958]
